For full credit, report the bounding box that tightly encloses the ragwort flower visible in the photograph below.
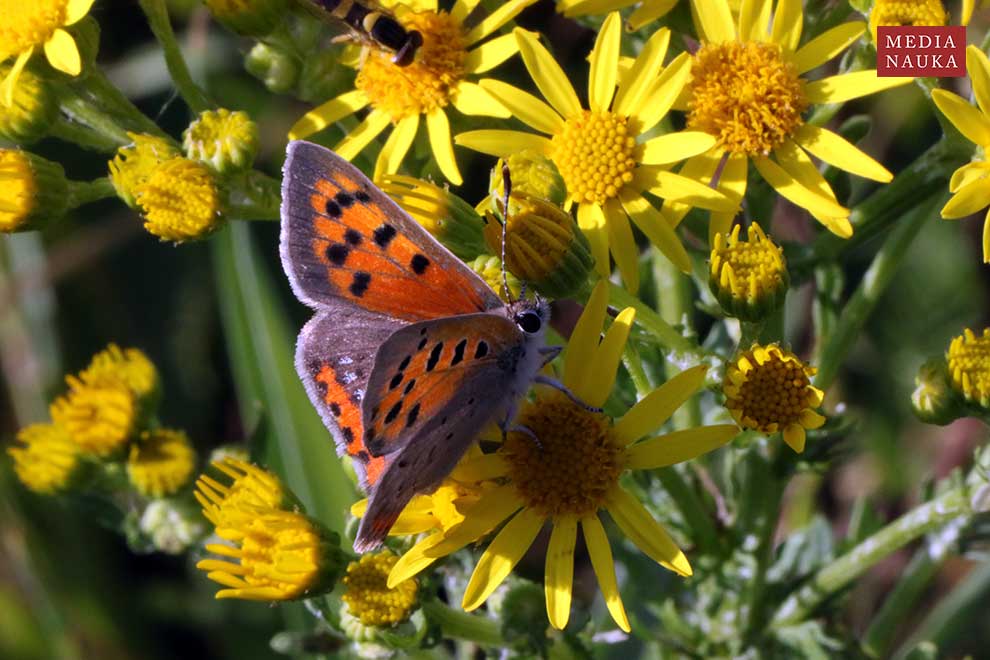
[127,428,197,498]
[932,46,990,263]
[7,423,86,495]
[556,0,680,30]
[387,281,739,632]
[709,222,789,322]
[457,14,733,291]
[0,0,95,105]
[947,327,990,408]
[964,0,990,24]
[869,0,947,41]
[341,551,418,628]
[50,377,137,457]
[668,0,911,241]
[723,344,825,453]
[289,0,538,185]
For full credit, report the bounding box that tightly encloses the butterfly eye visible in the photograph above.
[514,311,542,334]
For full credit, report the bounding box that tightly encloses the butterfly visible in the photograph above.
[280,140,555,552]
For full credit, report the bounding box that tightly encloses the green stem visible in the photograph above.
[77,67,167,137]
[138,0,212,113]
[622,340,653,398]
[656,467,722,556]
[771,485,973,627]
[608,282,700,357]
[421,600,503,647]
[224,171,282,220]
[813,194,942,390]
[67,178,116,208]
[56,91,131,149]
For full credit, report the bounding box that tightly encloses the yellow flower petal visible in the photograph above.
[462,507,545,611]
[588,12,621,113]
[563,280,609,390]
[793,124,892,183]
[465,0,539,45]
[619,190,691,273]
[963,0,976,24]
[424,485,523,559]
[950,161,990,193]
[452,81,510,118]
[615,365,709,444]
[44,29,82,76]
[690,0,736,44]
[614,27,670,116]
[800,409,827,429]
[515,29,582,119]
[770,0,802,52]
[984,208,990,262]
[628,0,679,29]
[455,129,553,156]
[586,306,636,407]
[633,52,692,133]
[805,71,913,106]
[941,178,990,219]
[464,33,519,74]
[782,424,806,453]
[647,170,737,212]
[661,150,723,226]
[791,22,866,74]
[967,46,990,117]
[2,49,32,107]
[627,425,739,469]
[334,109,391,161]
[639,131,718,166]
[577,202,611,278]
[545,517,578,630]
[479,80,563,134]
[388,532,446,588]
[374,114,419,180]
[581,515,630,633]
[773,139,840,202]
[66,0,97,24]
[288,90,369,140]
[738,0,771,42]
[933,88,990,147]
[426,109,461,185]
[560,0,634,14]
[607,486,692,577]
[452,0,481,23]
[752,156,851,228]
[603,200,640,295]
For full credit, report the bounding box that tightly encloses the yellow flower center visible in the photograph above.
[50,379,137,457]
[688,41,807,156]
[355,11,467,121]
[80,344,159,403]
[725,346,817,432]
[8,423,83,495]
[551,110,637,204]
[871,0,947,31]
[128,429,197,498]
[342,551,418,627]
[504,392,624,517]
[0,149,35,231]
[710,223,787,303]
[183,108,258,172]
[947,328,990,405]
[196,458,294,526]
[135,158,221,242]
[109,133,182,207]
[0,2,68,57]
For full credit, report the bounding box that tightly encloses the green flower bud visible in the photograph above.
[183,108,259,174]
[380,174,488,259]
[911,356,965,425]
[489,150,567,209]
[245,42,299,95]
[483,192,594,298]
[0,149,69,233]
[467,255,522,302]
[0,65,56,144]
[204,0,288,37]
[709,223,789,322]
[138,497,208,555]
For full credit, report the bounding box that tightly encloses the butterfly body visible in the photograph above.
[280,141,547,551]
[302,0,423,66]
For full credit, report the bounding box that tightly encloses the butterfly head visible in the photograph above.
[508,296,550,337]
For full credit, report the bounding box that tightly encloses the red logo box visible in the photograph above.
[877,26,966,77]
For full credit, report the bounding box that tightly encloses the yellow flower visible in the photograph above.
[457,15,734,292]
[8,423,85,494]
[183,108,259,174]
[466,255,522,301]
[556,0,680,30]
[342,551,418,627]
[194,458,299,523]
[0,149,68,233]
[489,150,566,206]
[869,0,947,41]
[947,327,990,407]
[666,0,912,242]
[387,281,739,632]
[50,378,137,457]
[289,0,538,185]
[932,46,990,263]
[134,157,222,242]
[0,64,55,143]
[127,428,197,498]
[0,0,95,105]
[723,344,826,453]
[963,0,990,24]
[108,133,183,208]
[709,222,789,321]
[79,343,160,407]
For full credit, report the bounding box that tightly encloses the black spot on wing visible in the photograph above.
[475,341,489,358]
[385,401,403,424]
[373,224,397,248]
[411,254,430,275]
[325,199,342,217]
[389,372,403,390]
[355,449,370,461]
[356,190,371,202]
[336,191,355,207]
[403,378,416,394]
[398,355,412,371]
[451,339,467,366]
[426,343,443,372]
[417,337,428,350]
[342,427,354,442]
[326,243,349,265]
[344,229,363,245]
[405,403,420,428]
[329,402,341,417]
[350,271,371,297]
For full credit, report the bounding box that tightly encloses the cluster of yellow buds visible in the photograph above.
[913,328,990,424]
[709,223,789,323]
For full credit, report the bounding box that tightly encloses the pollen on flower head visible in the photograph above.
[50,378,138,457]
[134,157,222,242]
[195,458,298,526]
[466,255,521,301]
[108,133,182,208]
[723,344,825,453]
[0,2,68,57]
[8,423,85,495]
[127,428,197,498]
[183,108,259,174]
[870,0,947,41]
[550,110,637,204]
[947,328,990,407]
[342,551,419,628]
[688,42,807,156]
[504,391,624,517]
[79,344,160,408]
[710,223,789,322]
[356,11,467,121]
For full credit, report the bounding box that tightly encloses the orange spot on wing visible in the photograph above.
[315,364,364,455]
[366,456,386,486]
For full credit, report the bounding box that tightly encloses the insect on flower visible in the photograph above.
[302,0,424,66]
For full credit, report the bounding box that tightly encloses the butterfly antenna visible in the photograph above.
[500,161,512,302]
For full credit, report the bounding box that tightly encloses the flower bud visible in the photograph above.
[128,429,197,498]
[183,108,259,174]
[50,377,138,458]
[138,497,208,555]
[947,328,990,411]
[135,157,223,242]
[0,66,56,144]
[0,149,69,232]
[8,423,88,495]
[709,223,789,322]
[466,255,522,301]
[245,42,299,94]
[204,0,288,37]
[489,150,567,209]
[108,133,182,208]
[341,551,419,628]
[483,191,594,298]
[911,356,965,425]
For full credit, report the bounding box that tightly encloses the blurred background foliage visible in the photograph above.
[2,0,990,658]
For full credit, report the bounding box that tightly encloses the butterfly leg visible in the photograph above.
[538,345,562,367]
[534,374,604,413]
[499,418,543,451]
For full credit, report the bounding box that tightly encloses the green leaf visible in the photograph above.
[212,223,354,533]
